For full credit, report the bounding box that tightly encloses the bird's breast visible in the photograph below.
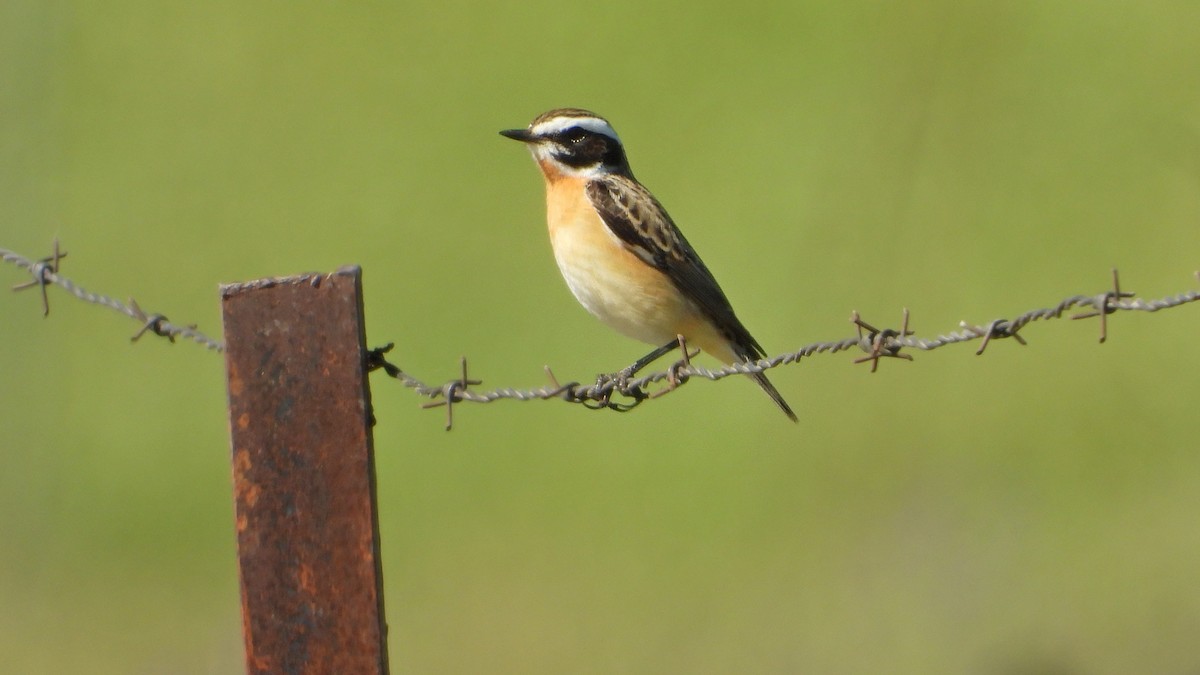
[543,177,697,347]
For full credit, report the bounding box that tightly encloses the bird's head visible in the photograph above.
[501,108,631,180]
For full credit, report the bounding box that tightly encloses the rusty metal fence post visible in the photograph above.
[221,267,389,674]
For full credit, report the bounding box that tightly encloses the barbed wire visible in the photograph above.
[2,240,224,351]
[369,268,1200,428]
[6,241,1198,429]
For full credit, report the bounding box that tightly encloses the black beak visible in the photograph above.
[500,128,537,143]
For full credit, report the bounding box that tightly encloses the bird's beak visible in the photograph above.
[500,128,538,143]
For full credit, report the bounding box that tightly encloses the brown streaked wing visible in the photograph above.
[584,175,765,358]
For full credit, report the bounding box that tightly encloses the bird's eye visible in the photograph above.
[562,128,588,144]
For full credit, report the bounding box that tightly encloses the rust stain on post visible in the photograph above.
[221,267,389,675]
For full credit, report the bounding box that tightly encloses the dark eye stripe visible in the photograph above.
[549,127,630,172]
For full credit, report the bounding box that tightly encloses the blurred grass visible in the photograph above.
[2,1,1199,673]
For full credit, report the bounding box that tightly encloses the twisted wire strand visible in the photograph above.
[3,243,224,351]
[372,270,1200,426]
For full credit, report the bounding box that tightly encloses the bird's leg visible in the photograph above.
[596,339,681,405]
[620,339,681,379]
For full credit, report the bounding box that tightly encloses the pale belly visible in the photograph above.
[553,227,687,346]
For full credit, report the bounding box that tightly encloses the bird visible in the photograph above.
[500,108,797,422]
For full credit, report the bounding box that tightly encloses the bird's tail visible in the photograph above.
[728,341,797,423]
[749,369,798,423]
[695,331,797,423]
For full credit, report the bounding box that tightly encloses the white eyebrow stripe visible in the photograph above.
[531,116,621,142]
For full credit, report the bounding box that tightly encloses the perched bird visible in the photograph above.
[501,108,796,422]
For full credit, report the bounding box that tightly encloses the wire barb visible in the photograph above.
[10,239,66,316]
[1070,269,1136,343]
[851,309,914,372]
[419,357,483,431]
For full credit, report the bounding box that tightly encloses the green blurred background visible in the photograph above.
[2,2,1198,673]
